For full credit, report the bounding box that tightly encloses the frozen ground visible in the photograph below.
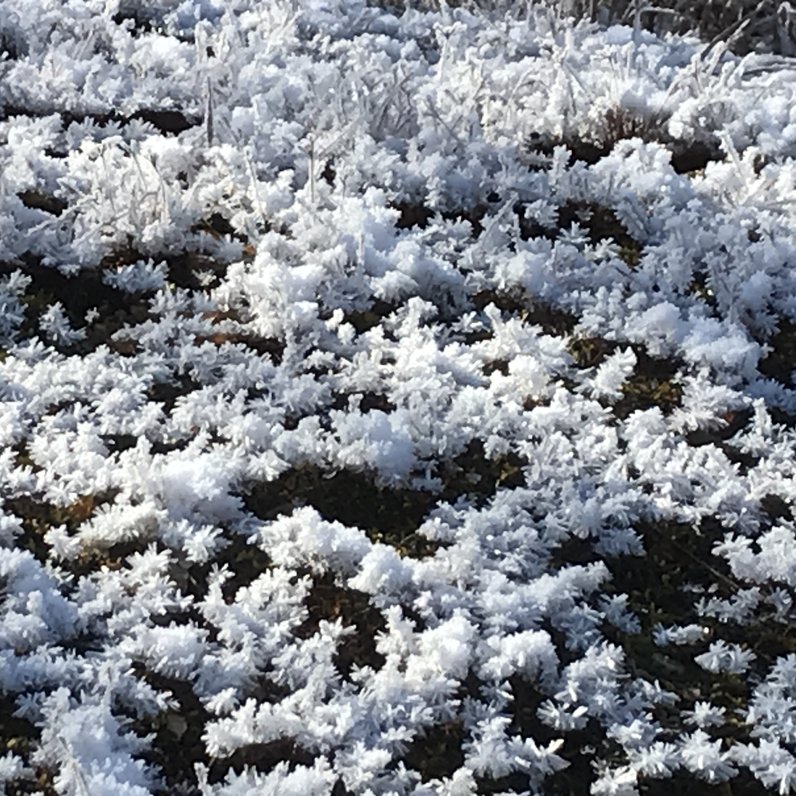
[3,1,796,794]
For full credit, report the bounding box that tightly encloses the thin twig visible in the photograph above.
[205,76,214,147]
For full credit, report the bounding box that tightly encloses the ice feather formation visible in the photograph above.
[2,0,796,793]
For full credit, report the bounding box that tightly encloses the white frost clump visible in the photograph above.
[254,506,371,575]
[36,689,154,796]
[732,740,796,795]
[38,303,86,346]
[5,0,796,793]
[695,640,757,675]
[102,260,168,293]
[0,548,77,652]
[196,759,336,796]
[587,347,637,400]
[0,752,28,789]
[348,543,415,595]
[330,409,416,479]
[158,451,243,521]
[715,525,796,587]
[678,730,737,783]
[682,701,727,729]
[478,629,559,684]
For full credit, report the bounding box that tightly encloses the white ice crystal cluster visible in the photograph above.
[3,0,796,794]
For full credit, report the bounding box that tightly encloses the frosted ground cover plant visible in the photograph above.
[4,1,796,795]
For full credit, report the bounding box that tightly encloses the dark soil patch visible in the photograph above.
[402,719,466,781]
[166,252,229,290]
[243,442,525,558]
[111,6,157,35]
[547,535,599,570]
[74,538,159,579]
[759,493,792,522]
[472,290,578,337]
[206,740,317,785]
[614,518,727,627]
[681,404,759,475]
[602,516,770,722]
[483,359,509,376]
[685,407,754,447]
[330,391,396,413]
[524,129,606,167]
[769,406,796,429]
[0,106,199,137]
[207,537,273,605]
[17,191,66,216]
[4,776,58,796]
[566,338,683,417]
[146,374,202,414]
[567,335,619,369]
[640,772,769,796]
[101,434,140,454]
[5,490,123,567]
[344,300,399,334]
[0,691,58,794]
[393,201,434,229]
[243,464,441,558]
[7,491,155,580]
[758,319,796,386]
[613,349,682,418]
[441,439,526,505]
[129,664,211,794]
[0,694,40,767]
[669,139,723,174]
[557,201,643,266]
[688,272,719,310]
[183,309,284,364]
[721,443,759,474]
[215,332,285,363]
[4,256,130,318]
[1,255,152,354]
[392,201,488,237]
[134,109,196,136]
[295,571,387,677]
[190,213,249,244]
[523,124,721,176]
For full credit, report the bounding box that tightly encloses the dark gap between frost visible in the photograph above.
[294,571,388,678]
[243,442,525,559]
[129,664,212,793]
[0,106,200,136]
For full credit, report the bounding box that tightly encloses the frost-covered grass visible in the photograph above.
[381,0,796,57]
[4,0,796,794]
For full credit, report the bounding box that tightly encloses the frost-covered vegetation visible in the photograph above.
[391,0,796,56]
[4,0,796,794]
